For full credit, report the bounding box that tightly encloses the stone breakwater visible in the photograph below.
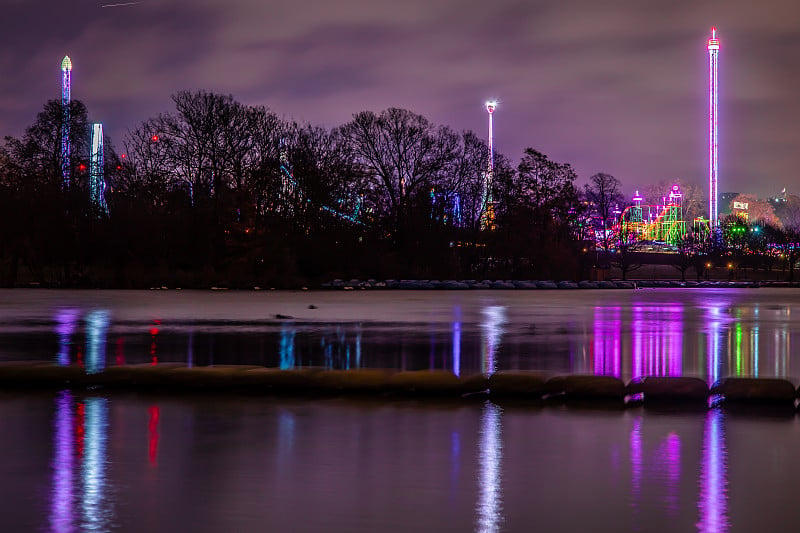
[1,363,799,409]
[322,279,800,290]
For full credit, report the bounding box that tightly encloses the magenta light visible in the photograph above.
[61,56,72,191]
[707,28,720,228]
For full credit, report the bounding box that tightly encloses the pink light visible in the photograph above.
[708,27,720,228]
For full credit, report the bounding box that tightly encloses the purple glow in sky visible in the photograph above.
[2,0,800,196]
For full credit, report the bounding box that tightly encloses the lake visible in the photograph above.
[1,288,799,532]
[0,288,798,382]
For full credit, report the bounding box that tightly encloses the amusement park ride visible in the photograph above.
[618,185,688,246]
[57,26,723,237]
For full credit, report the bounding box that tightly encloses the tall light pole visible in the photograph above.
[480,100,497,231]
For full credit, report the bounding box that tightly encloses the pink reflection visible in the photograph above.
[629,418,681,516]
[697,409,728,532]
[631,305,683,378]
[706,306,724,384]
[148,406,160,465]
[660,433,681,515]
[630,417,642,501]
[50,393,113,532]
[593,306,621,377]
[50,391,74,532]
[55,309,79,366]
[115,337,125,366]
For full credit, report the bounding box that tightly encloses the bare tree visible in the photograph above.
[509,148,578,232]
[584,172,623,251]
[338,108,460,234]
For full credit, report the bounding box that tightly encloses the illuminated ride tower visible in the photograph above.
[90,123,108,215]
[707,28,720,229]
[480,101,497,231]
[61,55,72,190]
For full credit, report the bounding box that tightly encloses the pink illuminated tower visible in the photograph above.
[480,101,497,230]
[707,28,720,229]
[61,55,72,191]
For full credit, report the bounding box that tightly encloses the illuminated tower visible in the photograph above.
[480,100,497,230]
[90,123,108,214]
[61,55,72,190]
[707,28,720,229]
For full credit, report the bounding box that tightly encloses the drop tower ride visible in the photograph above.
[707,28,720,229]
[61,55,72,190]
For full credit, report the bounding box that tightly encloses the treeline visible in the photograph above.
[0,91,594,288]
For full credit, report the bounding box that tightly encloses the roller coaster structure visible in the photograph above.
[619,185,687,245]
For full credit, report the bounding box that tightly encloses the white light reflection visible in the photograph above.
[50,391,74,533]
[81,397,112,532]
[55,309,79,366]
[85,310,110,374]
[50,395,113,533]
[476,401,503,533]
[480,306,506,376]
[697,409,728,532]
[774,326,788,376]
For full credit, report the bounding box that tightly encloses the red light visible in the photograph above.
[149,327,159,336]
[148,406,160,465]
[116,165,122,170]
[120,153,126,159]
[78,164,86,171]
[151,135,159,142]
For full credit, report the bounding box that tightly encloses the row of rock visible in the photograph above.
[322,279,788,290]
[324,279,638,290]
[1,363,798,407]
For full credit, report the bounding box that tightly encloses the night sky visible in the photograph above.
[2,0,799,197]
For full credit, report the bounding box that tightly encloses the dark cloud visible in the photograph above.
[2,0,800,197]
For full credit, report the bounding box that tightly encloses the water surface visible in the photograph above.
[0,288,798,382]
[1,391,799,532]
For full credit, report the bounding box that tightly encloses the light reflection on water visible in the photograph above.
[1,289,799,381]
[35,393,751,532]
[698,410,729,533]
[476,401,503,533]
[50,393,113,532]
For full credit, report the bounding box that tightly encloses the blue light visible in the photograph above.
[90,124,109,215]
[85,310,110,374]
[279,325,295,369]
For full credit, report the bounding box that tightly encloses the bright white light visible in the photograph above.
[85,310,110,374]
[476,401,503,533]
[481,305,505,375]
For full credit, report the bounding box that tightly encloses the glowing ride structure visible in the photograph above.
[708,27,720,229]
[61,56,72,191]
[90,123,109,215]
[480,101,497,231]
[619,185,687,245]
